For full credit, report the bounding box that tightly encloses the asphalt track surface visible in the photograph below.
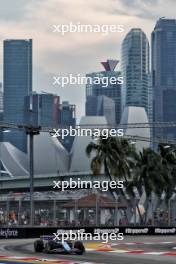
[1,236,176,264]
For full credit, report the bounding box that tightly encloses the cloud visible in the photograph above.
[0,0,175,118]
[0,0,27,21]
[0,0,43,21]
[119,0,176,20]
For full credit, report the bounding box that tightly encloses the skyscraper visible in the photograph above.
[24,92,60,128]
[121,28,150,118]
[86,95,116,125]
[0,83,3,112]
[59,101,76,152]
[152,18,176,139]
[0,83,3,143]
[86,60,122,124]
[3,39,32,152]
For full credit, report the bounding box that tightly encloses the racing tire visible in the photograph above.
[74,241,85,255]
[34,240,44,252]
[44,240,56,253]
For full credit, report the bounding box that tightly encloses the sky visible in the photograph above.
[0,0,175,119]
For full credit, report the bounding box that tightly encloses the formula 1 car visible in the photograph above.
[34,235,85,255]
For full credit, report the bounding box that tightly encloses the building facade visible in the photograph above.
[3,39,32,153]
[86,60,122,125]
[0,83,3,144]
[59,101,76,152]
[0,83,3,112]
[152,18,176,139]
[24,92,60,128]
[121,29,150,118]
[86,95,116,125]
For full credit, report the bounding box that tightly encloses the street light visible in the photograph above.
[114,196,119,226]
[25,126,41,226]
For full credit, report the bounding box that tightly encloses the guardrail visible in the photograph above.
[0,226,176,239]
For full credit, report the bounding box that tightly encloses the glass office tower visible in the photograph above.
[152,18,176,139]
[86,95,116,125]
[59,101,76,152]
[86,60,122,125]
[3,39,32,153]
[24,92,60,128]
[121,28,150,119]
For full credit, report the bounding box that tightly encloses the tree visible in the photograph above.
[127,148,171,224]
[86,136,137,222]
[158,144,176,202]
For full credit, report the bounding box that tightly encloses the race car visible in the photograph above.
[34,235,85,255]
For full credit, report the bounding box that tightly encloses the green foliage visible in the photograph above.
[86,137,176,207]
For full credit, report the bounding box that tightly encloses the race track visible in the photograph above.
[1,236,176,264]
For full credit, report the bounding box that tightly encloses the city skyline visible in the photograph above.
[3,39,32,152]
[152,18,176,140]
[0,0,175,119]
[121,28,150,114]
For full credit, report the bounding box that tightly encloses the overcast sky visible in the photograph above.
[0,0,175,119]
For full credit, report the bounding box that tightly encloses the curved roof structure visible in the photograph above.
[0,116,108,177]
[0,132,69,177]
[0,111,151,177]
[70,116,107,172]
[0,142,28,177]
[33,132,69,174]
[120,106,150,151]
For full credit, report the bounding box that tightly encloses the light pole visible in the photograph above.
[114,196,119,226]
[53,199,56,225]
[95,193,99,226]
[6,192,11,224]
[151,197,154,226]
[168,194,175,226]
[74,199,78,225]
[25,126,41,226]
[29,132,34,226]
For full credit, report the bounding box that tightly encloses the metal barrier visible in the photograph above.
[0,226,176,239]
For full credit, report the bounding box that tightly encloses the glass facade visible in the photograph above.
[59,101,76,152]
[152,18,176,139]
[86,71,122,124]
[86,95,116,125]
[121,28,150,118]
[3,39,32,153]
[24,93,60,128]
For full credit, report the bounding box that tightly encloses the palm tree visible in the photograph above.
[158,144,176,206]
[86,136,136,184]
[86,136,137,222]
[127,148,170,224]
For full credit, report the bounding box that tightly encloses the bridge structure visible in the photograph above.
[0,171,105,193]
